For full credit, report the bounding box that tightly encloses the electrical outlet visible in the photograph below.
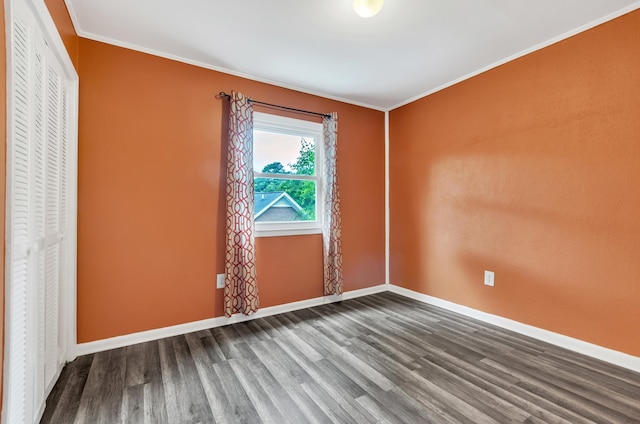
[216,274,225,289]
[484,270,494,287]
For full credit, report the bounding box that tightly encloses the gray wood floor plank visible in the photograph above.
[277,382,334,424]
[42,293,640,424]
[226,357,286,424]
[273,325,325,363]
[389,386,457,424]
[355,395,406,424]
[142,380,169,424]
[124,344,147,387]
[212,360,262,424]
[326,347,396,393]
[250,315,286,339]
[172,335,216,422]
[363,329,427,363]
[302,379,377,424]
[414,354,531,423]
[210,326,242,360]
[312,304,373,339]
[41,354,93,424]
[234,340,310,423]
[545,345,640,386]
[486,357,633,423]
[414,345,583,424]
[344,337,422,386]
[274,337,377,423]
[293,308,354,346]
[71,350,124,424]
[506,346,640,417]
[160,336,214,424]
[400,366,503,424]
[95,348,128,424]
[361,294,448,330]
[185,332,243,424]
[121,384,143,424]
[346,337,503,424]
[477,327,547,356]
[157,337,188,423]
[359,333,422,370]
[234,321,270,344]
[289,317,349,358]
[530,354,640,419]
[313,358,368,399]
[540,353,640,398]
[199,330,227,364]
[327,350,396,391]
[300,381,360,424]
[249,339,312,386]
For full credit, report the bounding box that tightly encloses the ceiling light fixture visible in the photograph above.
[353,0,384,18]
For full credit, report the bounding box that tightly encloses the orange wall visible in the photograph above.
[44,0,79,69]
[390,10,640,356]
[77,39,385,342]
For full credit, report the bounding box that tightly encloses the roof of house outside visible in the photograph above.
[254,191,304,219]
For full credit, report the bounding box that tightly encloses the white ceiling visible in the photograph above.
[65,0,640,110]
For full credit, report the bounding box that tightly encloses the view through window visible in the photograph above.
[253,112,323,236]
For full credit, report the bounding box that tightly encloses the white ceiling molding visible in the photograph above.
[64,0,640,111]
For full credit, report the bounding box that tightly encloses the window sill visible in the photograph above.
[255,227,323,238]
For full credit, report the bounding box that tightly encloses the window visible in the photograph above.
[253,112,323,237]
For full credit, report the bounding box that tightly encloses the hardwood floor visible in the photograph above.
[40,292,640,423]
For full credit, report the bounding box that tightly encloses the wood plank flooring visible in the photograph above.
[40,292,640,423]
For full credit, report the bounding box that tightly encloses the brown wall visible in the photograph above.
[390,10,640,356]
[77,39,385,342]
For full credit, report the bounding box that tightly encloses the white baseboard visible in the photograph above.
[388,285,640,373]
[72,283,640,375]
[73,284,387,357]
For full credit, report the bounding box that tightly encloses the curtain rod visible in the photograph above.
[216,91,332,119]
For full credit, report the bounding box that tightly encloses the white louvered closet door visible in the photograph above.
[44,51,67,392]
[7,6,34,423]
[5,0,75,423]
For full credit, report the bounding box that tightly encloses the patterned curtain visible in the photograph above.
[224,91,259,317]
[322,112,344,295]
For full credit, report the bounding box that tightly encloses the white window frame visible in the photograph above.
[253,112,324,237]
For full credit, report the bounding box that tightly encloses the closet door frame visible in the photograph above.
[2,0,78,422]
